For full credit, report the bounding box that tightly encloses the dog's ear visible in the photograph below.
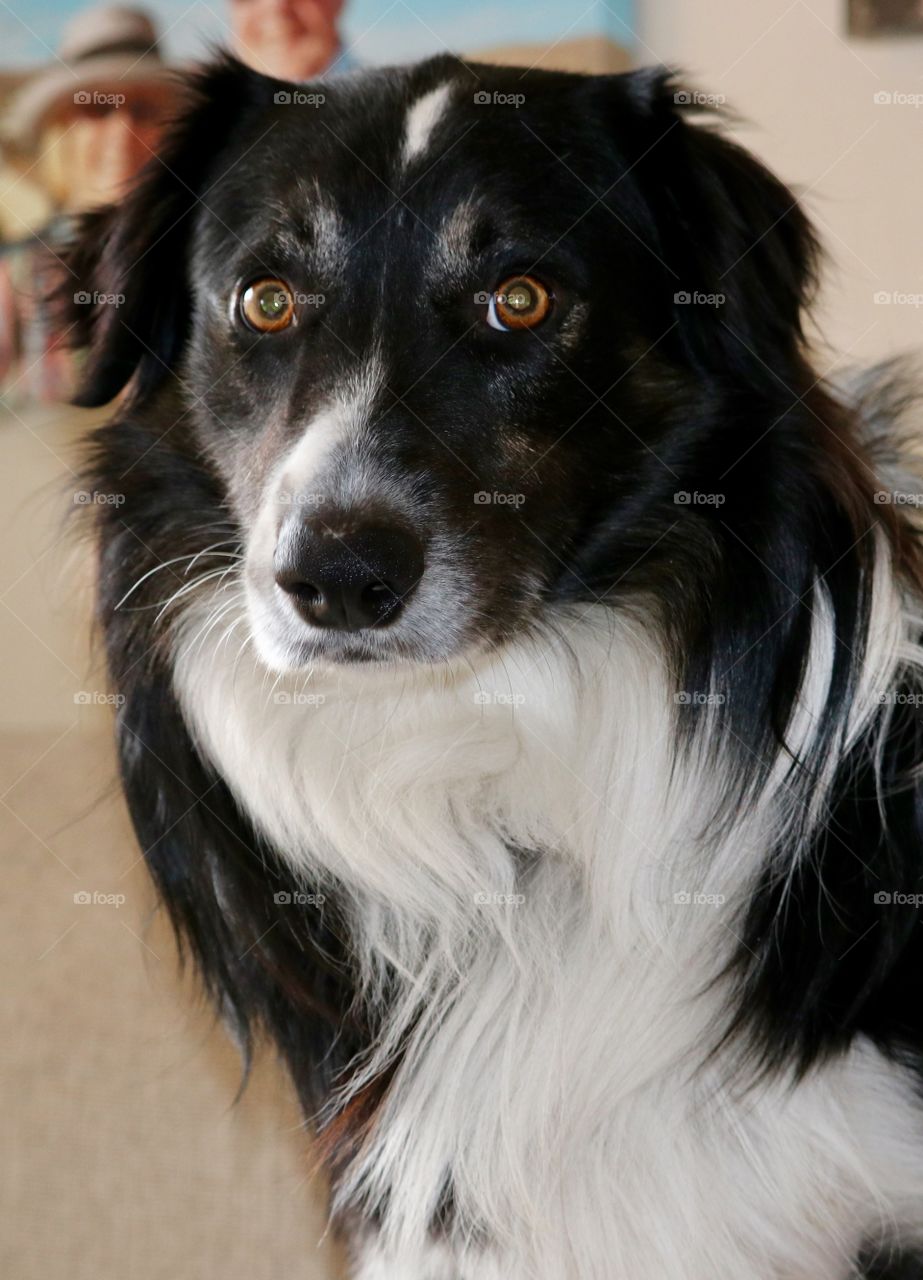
[611,70,820,377]
[52,55,273,407]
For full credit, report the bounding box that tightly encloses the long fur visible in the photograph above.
[54,53,923,1279]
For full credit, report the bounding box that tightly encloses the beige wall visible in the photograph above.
[638,0,923,367]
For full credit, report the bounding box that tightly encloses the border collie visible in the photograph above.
[56,53,923,1279]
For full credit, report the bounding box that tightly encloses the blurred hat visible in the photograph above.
[2,5,172,155]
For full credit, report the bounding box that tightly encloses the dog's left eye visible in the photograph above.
[238,278,296,333]
[487,275,553,331]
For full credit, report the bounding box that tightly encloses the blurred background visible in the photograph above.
[1,2,921,1277]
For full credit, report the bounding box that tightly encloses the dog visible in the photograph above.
[56,52,923,1279]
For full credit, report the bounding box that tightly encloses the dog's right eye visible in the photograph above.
[238,278,296,333]
[487,275,553,331]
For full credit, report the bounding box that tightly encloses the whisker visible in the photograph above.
[115,549,242,610]
[184,539,244,576]
[153,566,241,624]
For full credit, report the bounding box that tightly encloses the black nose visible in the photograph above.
[275,522,424,631]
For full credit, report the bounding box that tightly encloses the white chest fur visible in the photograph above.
[173,602,923,1279]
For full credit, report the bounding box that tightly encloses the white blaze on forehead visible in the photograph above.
[402,82,454,167]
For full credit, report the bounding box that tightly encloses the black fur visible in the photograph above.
[861,1245,923,1279]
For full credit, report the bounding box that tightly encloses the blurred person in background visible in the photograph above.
[0,5,176,404]
[229,0,353,79]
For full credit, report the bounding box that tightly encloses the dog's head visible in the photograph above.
[61,54,823,671]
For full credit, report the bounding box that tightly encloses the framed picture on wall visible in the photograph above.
[849,0,923,34]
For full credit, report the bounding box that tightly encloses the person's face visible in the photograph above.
[230,0,344,81]
[42,82,175,211]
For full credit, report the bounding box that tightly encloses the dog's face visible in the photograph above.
[63,55,817,670]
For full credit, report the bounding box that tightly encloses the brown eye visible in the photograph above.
[488,275,552,331]
[239,278,296,332]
